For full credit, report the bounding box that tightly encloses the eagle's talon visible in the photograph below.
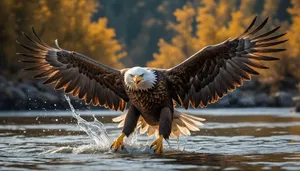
[150,135,163,154]
[111,133,125,151]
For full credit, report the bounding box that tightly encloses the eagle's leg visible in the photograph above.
[111,133,125,151]
[111,106,140,151]
[150,107,172,154]
[150,135,163,154]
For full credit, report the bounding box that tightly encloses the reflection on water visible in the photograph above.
[0,108,300,170]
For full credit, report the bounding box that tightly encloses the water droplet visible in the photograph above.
[64,95,111,147]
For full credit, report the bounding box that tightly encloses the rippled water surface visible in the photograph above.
[1,108,300,171]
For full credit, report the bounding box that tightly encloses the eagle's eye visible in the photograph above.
[140,73,144,77]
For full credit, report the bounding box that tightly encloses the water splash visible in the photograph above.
[64,95,111,149]
[43,95,179,154]
[42,96,113,154]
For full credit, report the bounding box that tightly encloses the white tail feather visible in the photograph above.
[112,114,126,122]
[112,109,205,138]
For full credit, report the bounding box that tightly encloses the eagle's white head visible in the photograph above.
[124,67,157,91]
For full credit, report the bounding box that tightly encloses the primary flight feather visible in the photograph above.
[17,17,287,154]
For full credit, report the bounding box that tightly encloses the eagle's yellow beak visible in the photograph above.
[133,75,143,88]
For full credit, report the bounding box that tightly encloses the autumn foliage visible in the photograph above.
[0,0,298,87]
[0,0,125,74]
[148,0,300,86]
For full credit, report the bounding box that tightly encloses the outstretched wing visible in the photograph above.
[166,17,287,109]
[17,27,128,111]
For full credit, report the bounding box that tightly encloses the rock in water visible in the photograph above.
[254,93,275,107]
[295,102,300,112]
[274,92,294,107]
[238,95,256,107]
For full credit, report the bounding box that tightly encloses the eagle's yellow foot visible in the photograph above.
[111,133,125,151]
[150,135,164,154]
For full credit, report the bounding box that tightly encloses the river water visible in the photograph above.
[1,104,300,170]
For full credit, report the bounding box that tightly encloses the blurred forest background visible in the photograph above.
[0,0,300,110]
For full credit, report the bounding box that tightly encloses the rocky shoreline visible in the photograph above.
[0,75,299,111]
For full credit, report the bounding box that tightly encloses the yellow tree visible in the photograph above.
[195,0,218,47]
[31,0,125,69]
[216,11,249,43]
[1,0,50,71]
[240,0,256,17]
[87,18,125,68]
[262,0,281,19]
[0,0,17,69]
[258,0,287,87]
[286,0,300,78]
[1,0,125,74]
[148,0,295,90]
[216,0,257,41]
[287,0,300,59]
[216,0,238,26]
[149,0,252,68]
[148,5,197,68]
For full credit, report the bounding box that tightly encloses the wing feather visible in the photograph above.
[251,26,281,40]
[18,27,128,111]
[167,17,286,108]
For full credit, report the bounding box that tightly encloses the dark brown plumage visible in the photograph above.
[17,27,128,111]
[125,71,170,125]
[18,17,286,154]
[167,17,287,109]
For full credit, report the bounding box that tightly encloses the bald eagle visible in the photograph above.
[17,17,286,154]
